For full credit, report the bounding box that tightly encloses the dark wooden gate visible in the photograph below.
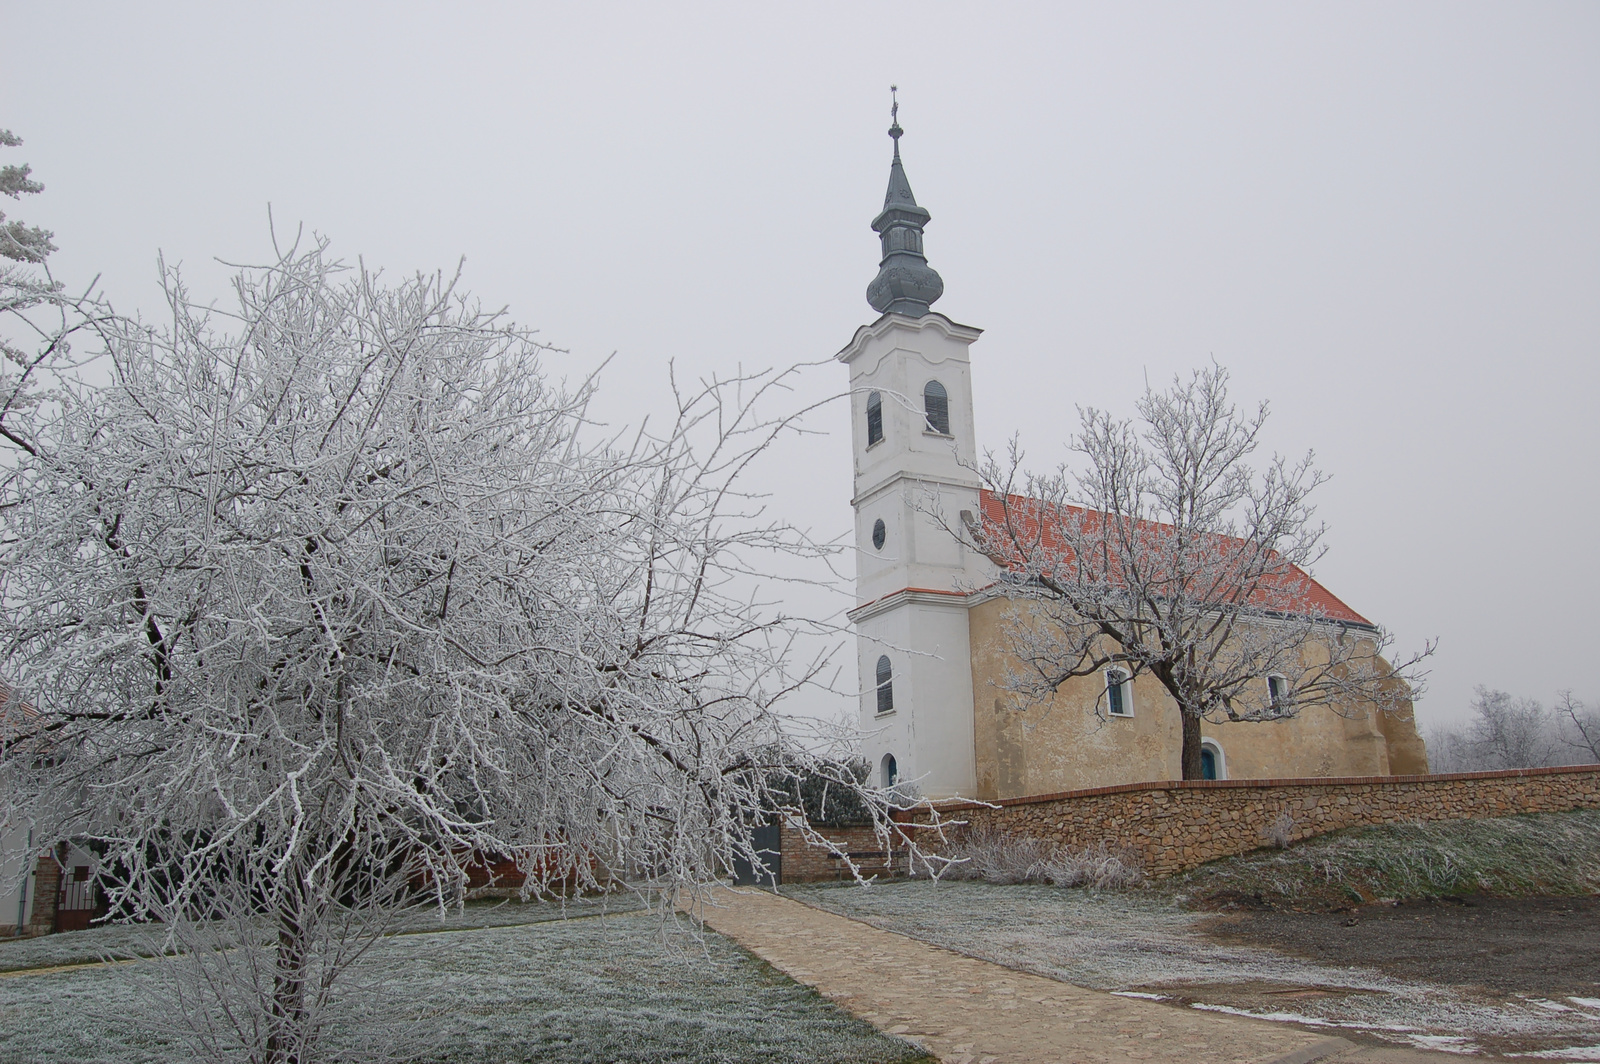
[730,823,781,886]
[56,864,100,932]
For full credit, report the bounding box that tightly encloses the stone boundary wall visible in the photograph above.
[778,821,900,883]
[895,765,1600,879]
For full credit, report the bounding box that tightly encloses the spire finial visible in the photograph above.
[888,85,902,157]
[867,87,943,317]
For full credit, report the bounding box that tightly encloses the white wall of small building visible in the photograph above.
[0,818,36,936]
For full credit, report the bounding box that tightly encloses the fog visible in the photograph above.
[6,2,1596,728]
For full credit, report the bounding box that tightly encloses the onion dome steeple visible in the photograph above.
[866,88,945,317]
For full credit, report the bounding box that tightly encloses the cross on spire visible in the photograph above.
[889,85,903,157]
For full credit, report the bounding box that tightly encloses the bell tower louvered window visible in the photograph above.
[875,655,894,714]
[866,390,884,446]
[923,380,950,435]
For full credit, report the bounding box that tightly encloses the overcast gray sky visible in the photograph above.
[7,2,1597,730]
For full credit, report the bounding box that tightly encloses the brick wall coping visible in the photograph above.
[904,763,1600,814]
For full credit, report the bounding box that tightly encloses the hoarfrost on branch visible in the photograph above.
[0,236,929,1063]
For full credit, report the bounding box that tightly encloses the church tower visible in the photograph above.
[837,96,986,799]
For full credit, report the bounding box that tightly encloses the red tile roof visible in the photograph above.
[977,489,1371,627]
[0,682,41,743]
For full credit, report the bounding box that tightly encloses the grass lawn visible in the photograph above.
[0,900,931,1064]
[1168,808,1600,911]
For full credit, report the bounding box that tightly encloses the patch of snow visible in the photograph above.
[1508,1045,1600,1060]
[1110,991,1168,1000]
[1403,1034,1481,1054]
[1192,1003,1335,1026]
[1570,1000,1600,1012]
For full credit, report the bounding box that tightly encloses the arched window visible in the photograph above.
[1200,740,1225,781]
[881,753,898,789]
[875,655,894,715]
[871,518,886,551]
[866,390,884,446]
[923,380,950,435]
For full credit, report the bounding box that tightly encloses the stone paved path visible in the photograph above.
[698,887,1506,1064]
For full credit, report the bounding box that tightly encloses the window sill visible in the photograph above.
[874,710,896,718]
[866,439,884,451]
[922,430,954,439]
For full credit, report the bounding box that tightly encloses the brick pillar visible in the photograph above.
[26,853,60,936]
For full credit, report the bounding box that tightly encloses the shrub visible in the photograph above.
[938,825,1142,889]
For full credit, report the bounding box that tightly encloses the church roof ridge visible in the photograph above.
[976,489,1373,628]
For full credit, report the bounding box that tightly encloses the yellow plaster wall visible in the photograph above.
[967,597,1429,801]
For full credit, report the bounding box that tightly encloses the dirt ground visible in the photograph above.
[1195,894,1600,997]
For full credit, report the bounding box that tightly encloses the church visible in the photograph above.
[839,110,1428,802]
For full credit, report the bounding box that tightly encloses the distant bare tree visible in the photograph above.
[1425,686,1594,773]
[969,365,1431,780]
[1557,691,1600,764]
[1422,724,1475,774]
[1462,686,1561,770]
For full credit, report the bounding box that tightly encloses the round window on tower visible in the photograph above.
[871,518,886,551]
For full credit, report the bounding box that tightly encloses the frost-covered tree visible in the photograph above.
[968,365,1431,780]
[0,129,57,265]
[1558,692,1600,764]
[1461,686,1560,770]
[1,127,109,462]
[0,238,914,1063]
[1429,686,1594,772]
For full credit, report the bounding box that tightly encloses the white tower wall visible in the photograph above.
[838,312,987,799]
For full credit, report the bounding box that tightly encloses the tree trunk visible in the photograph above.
[1180,709,1204,781]
[267,904,308,1064]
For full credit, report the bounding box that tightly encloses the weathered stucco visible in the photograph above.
[967,596,1428,800]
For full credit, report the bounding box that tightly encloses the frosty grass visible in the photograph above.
[0,898,928,1064]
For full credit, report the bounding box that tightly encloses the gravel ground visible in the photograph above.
[787,880,1600,1059]
[0,902,928,1064]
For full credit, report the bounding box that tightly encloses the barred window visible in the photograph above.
[875,655,894,715]
[866,390,884,446]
